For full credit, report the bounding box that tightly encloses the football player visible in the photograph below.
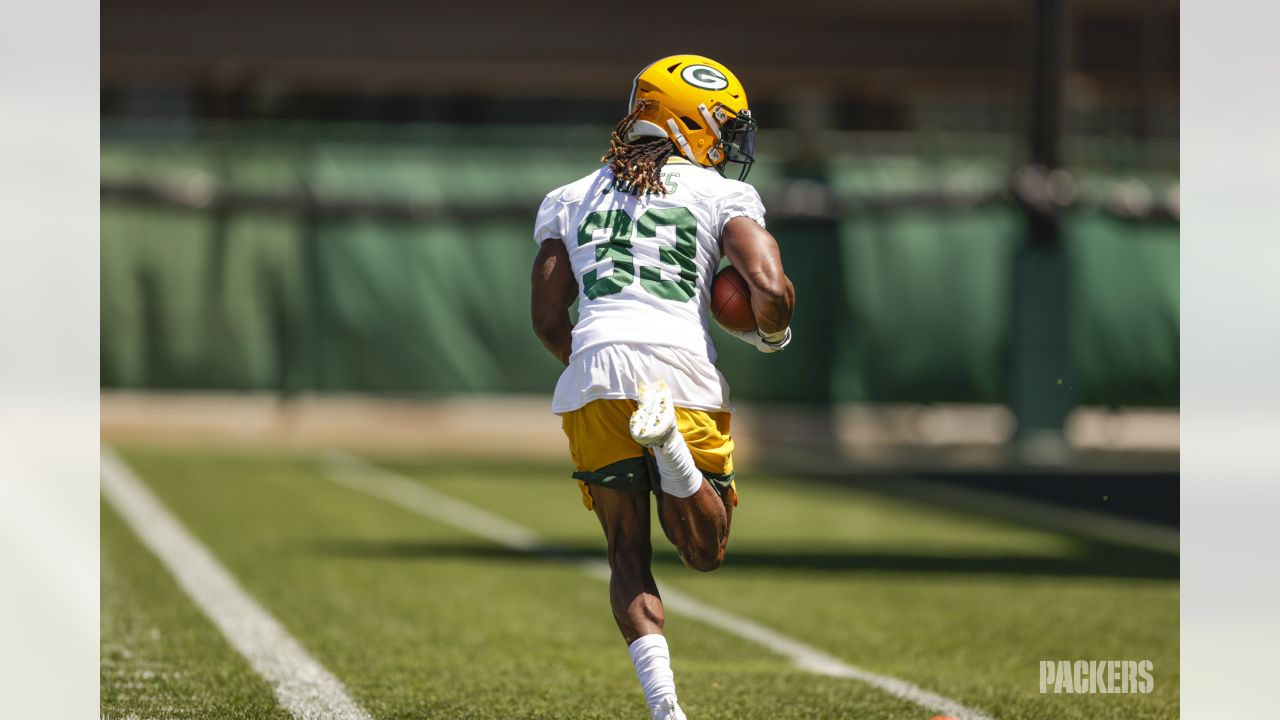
[530,54,795,720]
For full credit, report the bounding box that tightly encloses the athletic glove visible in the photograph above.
[718,324,792,354]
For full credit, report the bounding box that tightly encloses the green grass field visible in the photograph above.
[101,447,1178,720]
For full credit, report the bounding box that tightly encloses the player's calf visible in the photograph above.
[677,542,724,573]
[657,485,731,573]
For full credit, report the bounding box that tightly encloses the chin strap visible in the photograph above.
[665,119,699,163]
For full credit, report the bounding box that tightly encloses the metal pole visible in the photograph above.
[1011,0,1072,462]
[1028,0,1064,171]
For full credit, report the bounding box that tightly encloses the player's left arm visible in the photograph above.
[530,238,577,366]
[721,216,795,352]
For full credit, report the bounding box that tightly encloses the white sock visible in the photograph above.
[652,429,703,498]
[628,634,677,711]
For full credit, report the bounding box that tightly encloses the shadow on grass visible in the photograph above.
[309,537,1178,580]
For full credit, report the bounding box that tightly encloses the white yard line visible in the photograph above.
[101,449,373,720]
[324,452,995,720]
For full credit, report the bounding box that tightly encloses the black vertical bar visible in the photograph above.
[1028,0,1064,171]
[1011,0,1072,454]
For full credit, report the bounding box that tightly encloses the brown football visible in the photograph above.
[711,265,756,332]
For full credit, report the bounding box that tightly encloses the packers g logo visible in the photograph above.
[680,64,729,91]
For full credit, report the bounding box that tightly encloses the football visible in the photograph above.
[711,265,756,332]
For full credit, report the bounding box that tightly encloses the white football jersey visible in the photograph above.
[533,157,766,413]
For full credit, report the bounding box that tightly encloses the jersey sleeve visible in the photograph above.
[717,181,767,233]
[533,189,567,245]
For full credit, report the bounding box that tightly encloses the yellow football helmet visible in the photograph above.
[626,54,758,180]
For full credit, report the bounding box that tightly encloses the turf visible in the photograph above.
[101,499,291,720]
[103,448,1178,719]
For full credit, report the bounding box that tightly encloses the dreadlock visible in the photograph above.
[601,100,677,196]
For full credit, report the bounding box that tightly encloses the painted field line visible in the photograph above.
[324,452,995,720]
[101,449,373,720]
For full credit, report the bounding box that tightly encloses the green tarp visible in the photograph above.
[101,126,1178,406]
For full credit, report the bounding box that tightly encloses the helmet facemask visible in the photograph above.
[701,103,757,181]
[715,108,757,182]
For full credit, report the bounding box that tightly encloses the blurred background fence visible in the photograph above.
[101,125,1177,405]
[101,0,1179,450]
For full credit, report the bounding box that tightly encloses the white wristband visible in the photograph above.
[759,327,789,345]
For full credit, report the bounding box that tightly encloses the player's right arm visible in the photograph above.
[722,216,795,343]
[530,237,577,366]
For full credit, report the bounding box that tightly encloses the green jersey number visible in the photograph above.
[576,207,698,302]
